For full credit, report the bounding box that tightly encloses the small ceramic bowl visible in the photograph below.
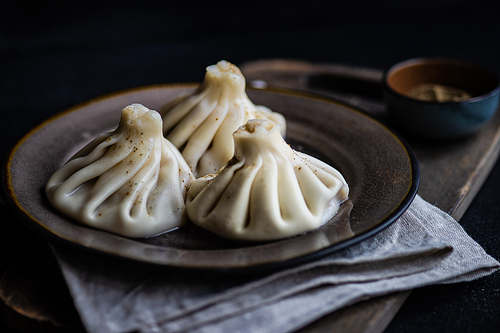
[383,57,500,139]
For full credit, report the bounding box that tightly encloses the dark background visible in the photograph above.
[1,1,500,332]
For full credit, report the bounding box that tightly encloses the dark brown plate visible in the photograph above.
[1,84,419,273]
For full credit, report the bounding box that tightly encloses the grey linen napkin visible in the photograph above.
[51,195,499,333]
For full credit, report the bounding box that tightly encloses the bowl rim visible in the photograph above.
[383,57,500,105]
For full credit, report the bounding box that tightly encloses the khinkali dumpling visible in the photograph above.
[161,60,286,177]
[186,119,349,241]
[46,104,194,238]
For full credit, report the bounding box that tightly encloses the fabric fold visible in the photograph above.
[51,195,500,333]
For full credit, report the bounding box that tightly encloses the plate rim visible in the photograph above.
[1,83,420,274]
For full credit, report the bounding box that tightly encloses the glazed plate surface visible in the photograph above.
[2,84,419,272]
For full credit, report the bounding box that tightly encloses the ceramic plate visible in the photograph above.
[1,84,419,273]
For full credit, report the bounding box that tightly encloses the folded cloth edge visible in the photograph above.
[49,194,500,333]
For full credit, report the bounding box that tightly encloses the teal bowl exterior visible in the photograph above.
[384,86,500,139]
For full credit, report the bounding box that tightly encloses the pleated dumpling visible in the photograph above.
[45,104,194,238]
[186,119,349,241]
[161,60,286,177]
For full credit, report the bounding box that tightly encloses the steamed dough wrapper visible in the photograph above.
[45,104,194,238]
[186,119,349,241]
[161,60,286,177]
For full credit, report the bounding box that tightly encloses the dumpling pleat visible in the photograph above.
[47,133,123,195]
[197,102,246,175]
[213,156,262,234]
[182,88,229,173]
[296,152,349,200]
[275,151,318,226]
[189,162,240,219]
[166,86,221,147]
[162,89,209,134]
[82,137,158,223]
[249,150,282,232]
[85,137,155,205]
[294,162,336,218]
[67,132,119,161]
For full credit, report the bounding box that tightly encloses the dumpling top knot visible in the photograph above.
[241,118,276,133]
[161,60,287,177]
[205,60,244,86]
[121,103,161,130]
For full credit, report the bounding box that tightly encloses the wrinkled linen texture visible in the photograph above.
[51,195,500,333]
